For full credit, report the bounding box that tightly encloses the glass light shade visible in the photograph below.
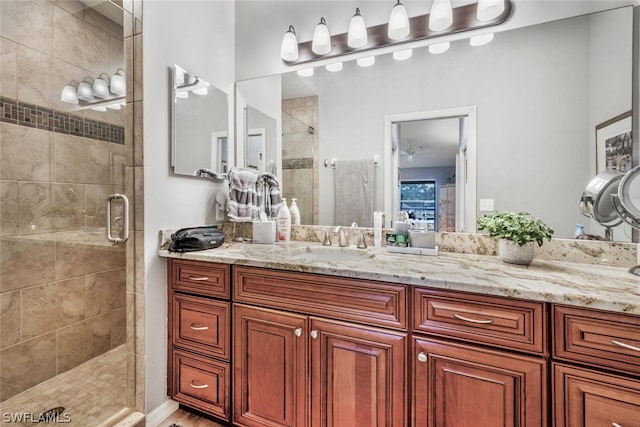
[61,85,79,104]
[357,56,375,67]
[348,8,367,48]
[470,33,494,46]
[176,90,189,99]
[107,103,121,110]
[429,41,450,54]
[477,0,505,21]
[312,17,331,55]
[325,62,343,72]
[297,68,314,77]
[193,87,208,95]
[280,25,299,61]
[110,71,126,96]
[77,81,94,101]
[393,49,413,61]
[429,0,453,32]
[388,1,410,40]
[93,76,110,98]
[91,105,107,112]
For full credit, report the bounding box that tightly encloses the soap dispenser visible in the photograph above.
[290,198,301,225]
[276,198,291,242]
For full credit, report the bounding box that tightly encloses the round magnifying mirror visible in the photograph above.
[616,165,640,223]
[580,169,624,225]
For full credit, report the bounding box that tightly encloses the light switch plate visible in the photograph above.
[479,199,494,211]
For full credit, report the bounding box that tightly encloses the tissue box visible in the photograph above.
[409,230,436,248]
[252,221,276,244]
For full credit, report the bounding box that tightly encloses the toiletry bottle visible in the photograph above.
[373,211,382,248]
[574,223,585,238]
[290,198,301,225]
[277,198,291,242]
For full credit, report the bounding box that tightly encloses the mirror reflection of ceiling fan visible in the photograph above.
[400,144,424,162]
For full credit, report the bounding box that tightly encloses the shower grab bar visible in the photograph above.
[106,193,130,244]
[324,155,380,168]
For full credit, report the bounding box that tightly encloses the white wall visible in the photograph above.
[143,0,235,413]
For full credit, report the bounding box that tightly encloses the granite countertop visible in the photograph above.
[159,239,640,315]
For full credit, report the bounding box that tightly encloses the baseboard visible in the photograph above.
[145,399,179,427]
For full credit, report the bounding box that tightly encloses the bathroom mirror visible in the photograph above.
[234,6,634,239]
[245,105,278,173]
[171,64,229,177]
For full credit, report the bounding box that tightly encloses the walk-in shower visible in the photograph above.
[0,1,136,424]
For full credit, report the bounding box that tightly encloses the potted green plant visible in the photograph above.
[476,211,554,265]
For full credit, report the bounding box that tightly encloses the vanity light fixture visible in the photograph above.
[106,103,121,110]
[357,56,376,67]
[388,0,410,40]
[297,67,314,77]
[176,90,189,99]
[77,78,94,101]
[325,62,343,72]
[477,0,505,21]
[393,49,413,61]
[312,17,331,55]
[61,72,125,112]
[93,73,110,98]
[61,83,79,104]
[429,0,453,32]
[470,33,494,46]
[429,41,450,54]
[110,69,126,96]
[91,105,107,112]
[280,25,299,61]
[348,8,368,48]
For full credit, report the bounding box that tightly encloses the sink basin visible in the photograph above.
[286,246,375,263]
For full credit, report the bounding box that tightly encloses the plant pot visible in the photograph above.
[498,239,534,266]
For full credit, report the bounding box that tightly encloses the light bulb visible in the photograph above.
[357,56,375,67]
[348,8,367,48]
[312,17,331,55]
[325,62,343,72]
[393,49,413,61]
[388,1,410,40]
[429,41,450,54]
[297,68,314,77]
[477,0,505,21]
[470,33,494,46]
[429,0,453,32]
[280,25,299,61]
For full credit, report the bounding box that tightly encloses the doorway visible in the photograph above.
[384,107,477,232]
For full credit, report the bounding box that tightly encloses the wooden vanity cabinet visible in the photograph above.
[167,259,231,421]
[412,288,549,427]
[233,266,408,427]
[552,305,640,426]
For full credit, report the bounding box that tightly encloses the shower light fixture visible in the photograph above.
[279,0,511,66]
[348,8,367,48]
[388,1,410,40]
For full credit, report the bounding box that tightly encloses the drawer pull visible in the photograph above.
[417,352,428,363]
[188,276,209,281]
[294,328,302,337]
[189,323,209,331]
[611,339,640,352]
[189,380,208,389]
[453,313,494,324]
[612,423,622,427]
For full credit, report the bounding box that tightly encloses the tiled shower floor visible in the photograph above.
[0,344,128,426]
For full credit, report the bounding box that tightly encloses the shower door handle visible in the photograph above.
[106,193,130,244]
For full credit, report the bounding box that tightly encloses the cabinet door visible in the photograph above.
[310,318,407,427]
[554,363,640,427]
[233,304,308,427]
[414,338,546,427]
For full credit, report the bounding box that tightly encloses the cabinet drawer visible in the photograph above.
[554,305,640,376]
[234,266,407,330]
[171,293,230,360]
[553,363,640,427]
[169,259,230,298]
[171,350,230,421]
[414,288,547,354]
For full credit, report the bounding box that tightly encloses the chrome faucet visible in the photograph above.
[333,226,348,247]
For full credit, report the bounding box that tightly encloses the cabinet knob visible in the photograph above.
[310,330,319,339]
[417,352,428,363]
[294,328,302,337]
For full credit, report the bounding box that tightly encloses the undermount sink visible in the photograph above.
[286,246,375,263]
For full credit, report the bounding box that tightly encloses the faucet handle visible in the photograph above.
[357,233,367,249]
[322,230,332,246]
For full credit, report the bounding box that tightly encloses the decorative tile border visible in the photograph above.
[0,96,125,145]
[283,158,314,169]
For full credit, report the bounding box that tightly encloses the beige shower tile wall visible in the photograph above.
[282,96,319,224]
[0,0,129,403]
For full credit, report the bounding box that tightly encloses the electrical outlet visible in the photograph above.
[479,199,494,211]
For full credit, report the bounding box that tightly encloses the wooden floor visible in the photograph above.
[156,408,227,427]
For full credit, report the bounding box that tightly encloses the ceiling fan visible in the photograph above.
[400,144,424,162]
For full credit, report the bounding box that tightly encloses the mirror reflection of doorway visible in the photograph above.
[385,107,477,232]
[246,129,266,170]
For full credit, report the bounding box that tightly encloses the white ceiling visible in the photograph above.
[398,118,460,169]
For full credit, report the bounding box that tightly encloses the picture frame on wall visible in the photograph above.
[596,110,633,174]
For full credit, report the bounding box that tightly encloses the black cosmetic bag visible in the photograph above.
[168,226,225,252]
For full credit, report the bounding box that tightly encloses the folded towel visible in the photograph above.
[227,167,259,221]
[334,159,374,227]
[256,172,282,219]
